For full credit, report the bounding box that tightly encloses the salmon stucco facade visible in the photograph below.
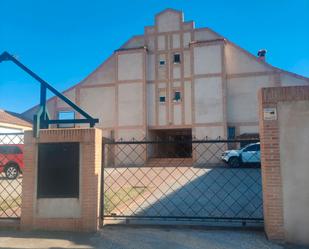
[23,9,309,142]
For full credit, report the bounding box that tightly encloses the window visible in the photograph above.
[243,144,260,152]
[159,96,166,103]
[0,146,22,154]
[159,60,166,66]
[0,146,9,154]
[173,53,181,64]
[174,91,181,102]
[58,111,75,128]
[159,89,166,103]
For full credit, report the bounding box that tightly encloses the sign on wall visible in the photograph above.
[263,107,277,120]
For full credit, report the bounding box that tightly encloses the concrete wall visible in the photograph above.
[80,87,115,128]
[194,28,220,41]
[82,56,116,85]
[156,10,181,32]
[227,75,276,123]
[259,86,309,245]
[225,43,272,74]
[278,100,309,245]
[118,83,143,126]
[193,45,222,75]
[194,77,223,124]
[118,53,143,81]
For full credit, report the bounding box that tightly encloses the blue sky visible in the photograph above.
[0,0,308,113]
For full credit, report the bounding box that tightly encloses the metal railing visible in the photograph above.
[0,133,24,219]
[102,138,263,224]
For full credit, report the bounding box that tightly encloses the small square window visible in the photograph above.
[159,96,166,103]
[174,91,181,102]
[159,60,166,66]
[173,54,181,64]
[58,111,75,128]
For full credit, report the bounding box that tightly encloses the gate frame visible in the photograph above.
[100,138,263,226]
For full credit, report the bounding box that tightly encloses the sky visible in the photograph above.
[0,0,308,113]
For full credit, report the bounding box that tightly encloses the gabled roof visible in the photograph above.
[155,8,183,18]
[21,8,309,116]
[0,109,32,127]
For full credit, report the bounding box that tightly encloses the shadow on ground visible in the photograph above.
[0,227,307,249]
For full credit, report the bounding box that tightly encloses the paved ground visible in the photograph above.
[0,175,22,218]
[0,226,306,249]
[104,166,263,222]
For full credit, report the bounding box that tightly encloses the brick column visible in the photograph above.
[21,128,102,232]
[258,86,309,241]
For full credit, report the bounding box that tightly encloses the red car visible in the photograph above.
[0,144,24,179]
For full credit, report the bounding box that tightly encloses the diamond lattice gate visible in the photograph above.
[101,139,263,226]
[0,133,24,219]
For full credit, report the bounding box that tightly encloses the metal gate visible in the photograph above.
[0,133,24,219]
[101,139,263,225]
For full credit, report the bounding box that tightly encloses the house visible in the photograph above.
[0,109,32,133]
[23,9,309,146]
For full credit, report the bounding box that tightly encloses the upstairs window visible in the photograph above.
[159,89,166,103]
[58,111,75,128]
[173,53,181,64]
[159,60,166,66]
[173,91,181,102]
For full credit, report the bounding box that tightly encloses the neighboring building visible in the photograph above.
[23,9,309,143]
[0,109,32,133]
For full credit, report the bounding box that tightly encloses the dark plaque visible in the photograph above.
[37,142,79,198]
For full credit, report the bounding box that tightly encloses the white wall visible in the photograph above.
[227,75,276,123]
[184,81,192,125]
[147,83,155,126]
[118,83,143,126]
[118,53,143,81]
[194,29,220,41]
[79,87,115,128]
[194,77,223,124]
[280,73,309,86]
[82,56,116,85]
[0,126,23,133]
[278,100,309,246]
[193,45,222,75]
[225,43,271,74]
[156,11,181,32]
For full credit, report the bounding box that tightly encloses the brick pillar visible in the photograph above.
[258,86,309,241]
[21,128,102,232]
[258,98,284,240]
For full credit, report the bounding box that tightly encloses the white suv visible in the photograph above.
[221,142,261,167]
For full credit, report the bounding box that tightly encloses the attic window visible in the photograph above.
[159,96,166,103]
[173,53,181,64]
[159,60,166,66]
[58,111,75,128]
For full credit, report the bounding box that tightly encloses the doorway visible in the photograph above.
[148,129,192,158]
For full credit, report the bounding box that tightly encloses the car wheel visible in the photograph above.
[228,157,240,167]
[5,164,19,180]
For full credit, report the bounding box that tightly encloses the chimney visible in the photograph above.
[257,49,267,62]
